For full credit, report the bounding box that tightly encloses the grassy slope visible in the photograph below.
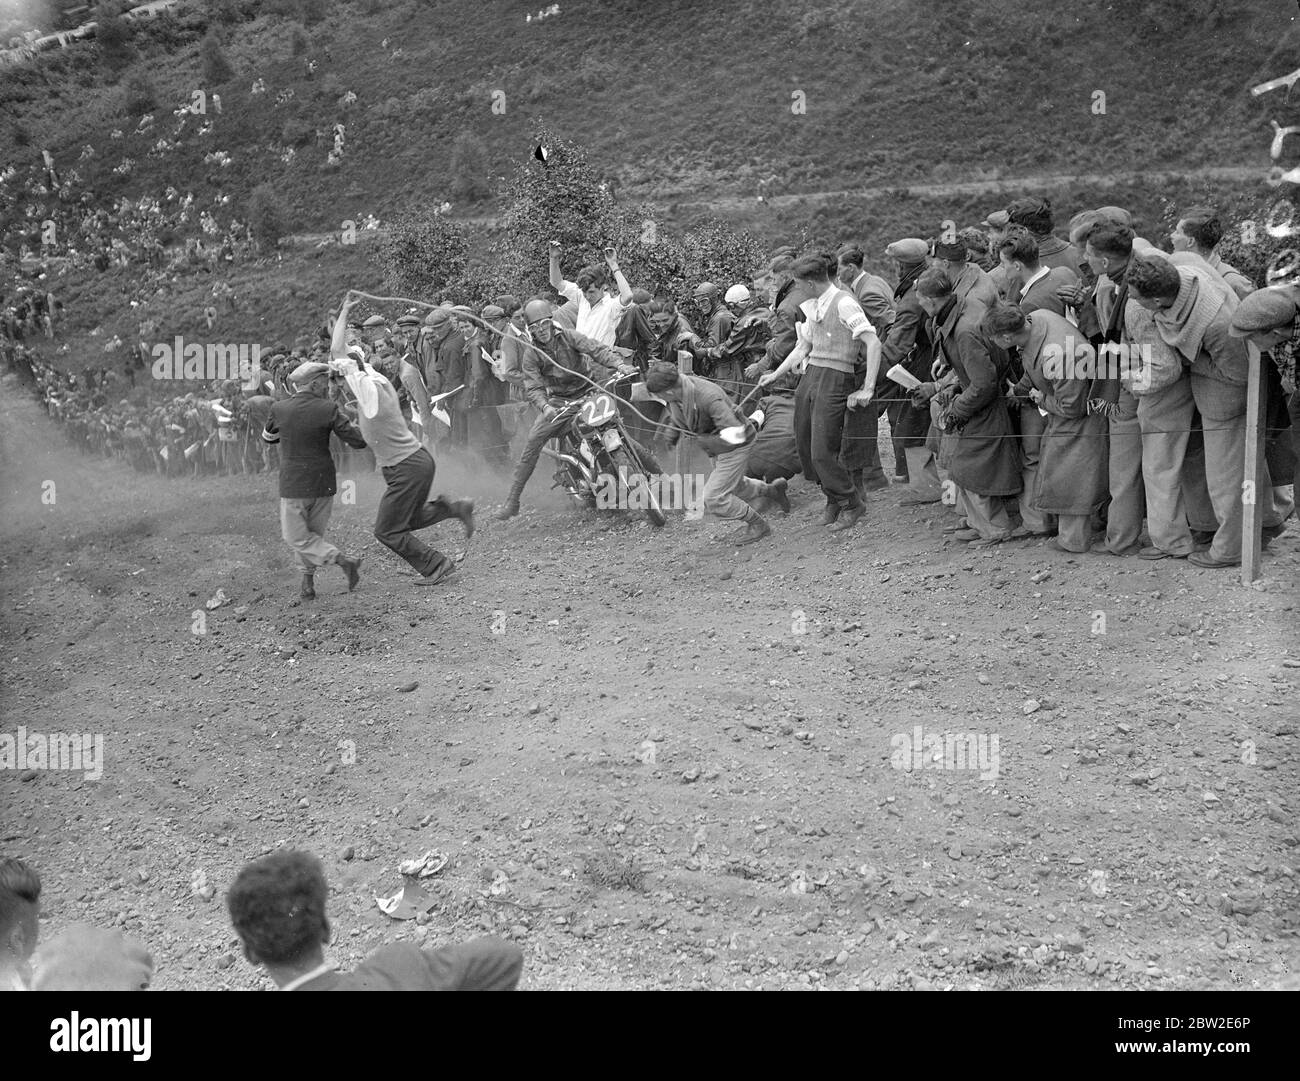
[5,0,1300,364]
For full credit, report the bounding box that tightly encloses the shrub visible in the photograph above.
[371,212,470,300]
[123,71,157,116]
[200,32,235,85]
[300,0,327,26]
[247,184,291,249]
[448,131,492,202]
[289,26,309,57]
[97,13,135,66]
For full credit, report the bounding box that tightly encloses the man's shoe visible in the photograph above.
[828,503,865,532]
[1188,550,1240,569]
[1138,546,1186,561]
[734,517,772,545]
[942,519,971,534]
[819,502,841,526]
[860,476,890,493]
[1090,541,1141,556]
[416,556,459,585]
[952,528,982,542]
[900,492,941,506]
[452,498,476,539]
[1190,529,1216,546]
[970,531,1015,548]
[1261,522,1287,549]
[299,574,316,601]
[494,499,520,521]
[339,555,363,591]
[766,477,791,515]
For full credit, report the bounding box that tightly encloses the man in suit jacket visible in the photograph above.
[227,850,523,992]
[998,226,1079,317]
[262,361,367,599]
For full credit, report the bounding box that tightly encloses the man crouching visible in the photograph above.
[645,360,788,544]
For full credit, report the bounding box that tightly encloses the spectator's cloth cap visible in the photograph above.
[289,360,331,384]
[1229,287,1299,337]
[724,284,751,305]
[751,253,795,279]
[886,238,930,263]
[980,210,1011,229]
[630,287,653,305]
[933,240,967,261]
[480,304,506,321]
[31,923,153,991]
[423,307,451,327]
[1096,205,1133,226]
[395,313,422,328]
[362,314,386,328]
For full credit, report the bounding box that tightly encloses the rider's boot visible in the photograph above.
[734,509,772,545]
[495,469,527,520]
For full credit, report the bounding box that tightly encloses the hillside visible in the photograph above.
[2,0,1299,360]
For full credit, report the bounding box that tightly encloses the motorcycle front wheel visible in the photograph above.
[609,446,666,528]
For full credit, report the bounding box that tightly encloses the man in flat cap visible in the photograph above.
[932,238,1000,309]
[394,312,434,446]
[262,360,366,600]
[420,306,468,451]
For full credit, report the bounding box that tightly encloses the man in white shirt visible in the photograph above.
[330,296,472,587]
[548,241,633,346]
[759,254,882,532]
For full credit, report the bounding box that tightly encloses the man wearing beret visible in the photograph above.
[262,361,367,600]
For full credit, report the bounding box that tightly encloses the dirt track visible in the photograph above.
[1,373,1298,990]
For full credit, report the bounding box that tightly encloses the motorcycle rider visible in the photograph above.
[494,299,642,520]
[695,284,772,405]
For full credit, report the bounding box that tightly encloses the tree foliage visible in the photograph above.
[97,12,135,66]
[122,71,157,117]
[371,212,470,300]
[489,125,764,307]
[448,131,492,202]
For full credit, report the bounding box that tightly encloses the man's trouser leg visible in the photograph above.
[702,444,767,523]
[958,486,1012,539]
[793,373,821,490]
[1056,514,1092,552]
[1181,412,1217,533]
[1191,374,1248,563]
[280,496,340,572]
[804,366,859,509]
[840,397,887,489]
[1104,392,1144,552]
[1016,404,1053,534]
[1137,374,1195,556]
[504,409,573,504]
[374,447,449,576]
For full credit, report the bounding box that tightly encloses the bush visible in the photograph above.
[289,26,309,57]
[448,131,492,202]
[200,31,235,85]
[97,13,135,66]
[247,184,291,249]
[122,71,157,116]
[281,118,314,148]
[371,212,470,300]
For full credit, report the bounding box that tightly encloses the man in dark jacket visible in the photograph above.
[911,269,1022,545]
[495,299,638,519]
[420,307,468,449]
[228,850,522,991]
[880,238,941,503]
[696,284,772,405]
[262,361,366,599]
[647,361,788,544]
[1006,197,1085,276]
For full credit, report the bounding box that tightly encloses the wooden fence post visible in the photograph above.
[1241,347,1266,584]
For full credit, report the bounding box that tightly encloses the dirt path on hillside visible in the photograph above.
[1,373,1297,990]
[283,166,1268,242]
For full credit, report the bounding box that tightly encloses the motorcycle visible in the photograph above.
[540,374,667,528]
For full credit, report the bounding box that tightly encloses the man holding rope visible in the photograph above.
[330,294,473,587]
